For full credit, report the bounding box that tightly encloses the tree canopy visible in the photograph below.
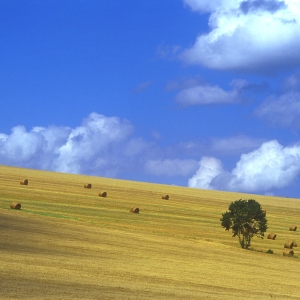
[220,199,267,249]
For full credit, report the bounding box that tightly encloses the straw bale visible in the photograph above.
[99,192,107,197]
[267,233,277,240]
[284,241,295,249]
[20,179,28,185]
[130,207,139,213]
[283,249,294,257]
[289,226,297,231]
[162,195,169,200]
[10,202,21,209]
[84,183,92,189]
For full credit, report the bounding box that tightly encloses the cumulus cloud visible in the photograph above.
[189,140,300,193]
[0,113,202,181]
[0,113,152,177]
[0,125,71,170]
[175,79,248,106]
[144,159,198,177]
[188,157,225,189]
[182,0,300,71]
[255,92,300,127]
[52,113,135,174]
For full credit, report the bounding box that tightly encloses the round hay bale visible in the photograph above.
[130,207,139,213]
[84,183,92,189]
[293,241,297,247]
[289,226,297,231]
[162,195,169,200]
[267,233,277,240]
[283,249,294,257]
[284,241,295,249]
[99,192,107,197]
[10,202,21,210]
[20,179,28,185]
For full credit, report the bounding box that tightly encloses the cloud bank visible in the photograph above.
[0,113,145,177]
[0,112,198,179]
[2,112,300,195]
[182,0,300,71]
[189,140,300,193]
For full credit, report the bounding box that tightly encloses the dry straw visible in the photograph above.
[99,192,107,197]
[130,207,139,213]
[283,249,294,257]
[20,179,28,185]
[84,184,92,189]
[284,241,297,249]
[10,202,21,209]
[289,226,297,231]
[162,195,169,200]
[267,233,277,240]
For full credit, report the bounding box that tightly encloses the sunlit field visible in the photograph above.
[1,165,300,299]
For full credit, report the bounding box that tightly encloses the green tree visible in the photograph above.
[220,199,267,249]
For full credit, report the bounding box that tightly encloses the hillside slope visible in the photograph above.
[1,165,300,299]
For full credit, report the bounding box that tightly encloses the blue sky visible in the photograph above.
[1,0,300,198]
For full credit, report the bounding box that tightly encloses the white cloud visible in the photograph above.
[0,113,151,177]
[0,113,200,180]
[52,113,134,174]
[145,159,198,177]
[189,140,300,193]
[0,125,70,169]
[188,157,225,189]
[175,79,248,106]
[255,92,300,127]
[182,0,300,71]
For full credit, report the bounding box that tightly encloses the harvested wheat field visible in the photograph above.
[1,165,300,299]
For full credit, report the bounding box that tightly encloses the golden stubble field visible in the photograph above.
[1,165,300,299]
